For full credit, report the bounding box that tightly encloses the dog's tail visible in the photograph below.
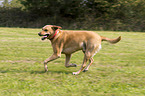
[101,36,121,44]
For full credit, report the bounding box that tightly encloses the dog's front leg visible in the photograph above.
[44,53,61,72]
[65,54,77,67]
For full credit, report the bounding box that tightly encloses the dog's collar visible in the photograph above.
[49,29,59,40]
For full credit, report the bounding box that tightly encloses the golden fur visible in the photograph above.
[38,25,121,75]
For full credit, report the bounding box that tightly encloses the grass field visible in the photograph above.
[0,27,145,96]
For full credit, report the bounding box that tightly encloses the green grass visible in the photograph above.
[0,27,145,96]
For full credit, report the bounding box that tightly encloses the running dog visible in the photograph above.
[38,25,121,75]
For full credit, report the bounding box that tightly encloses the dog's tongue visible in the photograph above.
[43,36,47,38]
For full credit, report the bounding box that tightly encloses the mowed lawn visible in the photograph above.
[0,27,145,96]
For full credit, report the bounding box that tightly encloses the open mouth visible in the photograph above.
[41,36,47,40]
[38,33,49,40]
[41,34,49,40]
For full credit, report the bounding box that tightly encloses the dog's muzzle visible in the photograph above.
[38,32,50,40]
[38,32,42,36]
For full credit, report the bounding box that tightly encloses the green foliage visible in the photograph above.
[0,0,145,31]
[0,28,145,95]
[2,0,8,6]
[20,0,84,18]
[2,0,23,8]
[0,7,30,27]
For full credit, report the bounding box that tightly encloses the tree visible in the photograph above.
[2,0,9,7]
[0,0,144,31]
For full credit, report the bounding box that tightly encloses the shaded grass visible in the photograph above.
[0,28,145,96]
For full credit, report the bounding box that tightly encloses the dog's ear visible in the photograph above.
[51,25,62,31]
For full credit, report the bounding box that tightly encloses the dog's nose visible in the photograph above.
[38,32,41,36]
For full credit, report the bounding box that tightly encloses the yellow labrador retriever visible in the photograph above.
[38,25,121,75]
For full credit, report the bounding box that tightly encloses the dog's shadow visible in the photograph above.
[30,70,72,75]
[0,69,72,75]
[30,70,46,74]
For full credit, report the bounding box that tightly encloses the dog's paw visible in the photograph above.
[83,69,88,72]
[44,68,48,72]
[71,63,77,67]
[72,72,79,75]
[66,64,77,68]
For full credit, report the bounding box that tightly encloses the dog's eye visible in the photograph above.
[44,29,48,31]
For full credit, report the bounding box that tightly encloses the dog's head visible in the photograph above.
[38,25,62,40]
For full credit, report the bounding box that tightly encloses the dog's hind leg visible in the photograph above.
[73,44,101,75]
[82,47,94,72]
[83,44,101,72]
[65,54,77,67]
[44,53,61,72]
[73,51,91,75]
[83,58,94,72]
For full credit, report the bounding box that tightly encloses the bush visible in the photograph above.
[0,0,144,31]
